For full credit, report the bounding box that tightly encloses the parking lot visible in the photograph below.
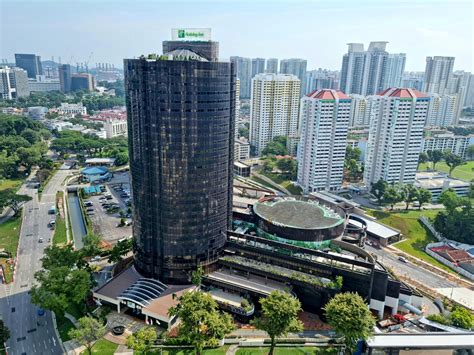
[82,181,132,246]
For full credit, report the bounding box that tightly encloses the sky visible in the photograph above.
[1,0,473,72]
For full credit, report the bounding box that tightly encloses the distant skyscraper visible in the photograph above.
[0,66,29,99]
[340,42,403,96]
[450,71,472,122]
[124,30,235,284]
[250,73,300,156]
[59,64,72,93]
[423,56,455,95]
[251,58,266,78]
[266,58,278,73]
[425,94,457,127]
[230,56,252,99]
[464,74,474,108]
[280,58,307,85]
[297,90,351,192]
[382,53,406,88]
[304,69,339,95]
[364,88,429,186]
[14,53,43,79]
[340,43,366,95]
[402,72,424,91]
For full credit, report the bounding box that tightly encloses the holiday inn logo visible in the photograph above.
[178,29,185,38]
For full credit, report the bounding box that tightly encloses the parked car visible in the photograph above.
[86,208,94,212]
[38,238,44,243]
[84,201,93,207]
[48,206,56,215]
[398,256,408,263]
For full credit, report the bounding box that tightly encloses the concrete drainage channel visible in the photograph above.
[66,189,88,249]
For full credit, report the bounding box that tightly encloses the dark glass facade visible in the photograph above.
[14,53,42,79]
[59,64,72,93]
[124,49,235,284]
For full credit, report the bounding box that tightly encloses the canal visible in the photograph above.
[67,191,87,249]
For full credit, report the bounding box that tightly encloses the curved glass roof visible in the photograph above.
[117,278,168,306]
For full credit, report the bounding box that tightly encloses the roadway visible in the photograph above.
[0,170,70,355]
[366,244,459,289]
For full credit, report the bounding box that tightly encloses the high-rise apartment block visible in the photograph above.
[425,94,457,127]
[251,58,266,78]
[297,90,351,193]
[402,72,424,91]
[125,30,235,284]
[382,53,406,88]
[304,69,339,95]
[364,88,429,186]
[14,53,43,79]
[0,66,29,99]
[423,56,455,95]
[422,132,474,160]
[250,73,300,156]
[348,94,369,127]
[280,58,307,93]
[230,56,252,99]
[340,42,405,96]
[266,58,278,73]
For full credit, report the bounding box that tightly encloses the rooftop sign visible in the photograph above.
[171,28,211,41]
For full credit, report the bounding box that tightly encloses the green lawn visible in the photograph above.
[418,161,474,181]
[152,345,229,355]
[262,173,303,195]
[236,347,336,355]
[80,339,118,355]
[365,209,456,273]
[56,314,75,342]
[53,192,68,245]
[0,178,23,192]
[0,213,22,283]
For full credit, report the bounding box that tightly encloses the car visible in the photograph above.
[84,202,93,207]
[48,206,56,215]
[87,211,95,215]
[38,238,44,243]
[398,256,408,263]
[86,208,94,212]
[37,308,45,316]
[106,196,113,200]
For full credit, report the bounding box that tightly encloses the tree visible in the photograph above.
[68,317,106,355]
[261,136,288,156]
[370,179,387,205]
[126,326,158,355]
[115,151,129,166]
[382,185,403,210]
[345,145,361,162]
[418,152,429,168]
[20,128,41,144]
[467,145,474,161]
[416,188,432,210]
[107,238,133,263]
[443,151,465,177]
[450,306,474,330]
[81,233,102,258]
[0,319,10,348]
[191,266,203,287]
[324,292,375,354]
[252,291,303,355]
[0,189,32,216]
[168,291,235,355]
[276,158,297,180]
[427,150,444,170]
[402,184,419,210]
[438,189,460,212]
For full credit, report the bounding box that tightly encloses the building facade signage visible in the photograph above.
[171,28,211,41]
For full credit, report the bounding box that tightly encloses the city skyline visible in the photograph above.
[1,0,472,72]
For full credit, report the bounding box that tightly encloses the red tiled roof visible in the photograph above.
[307,89,350,100]
[378,88,429,98]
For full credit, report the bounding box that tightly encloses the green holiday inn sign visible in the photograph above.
[178,29,206,38]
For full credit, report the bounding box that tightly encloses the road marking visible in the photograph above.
[52,337,56,346]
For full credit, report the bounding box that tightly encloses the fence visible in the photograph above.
[425,241,474,281]
[419,216,443,241]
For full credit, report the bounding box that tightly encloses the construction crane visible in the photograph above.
[84,51,93,73]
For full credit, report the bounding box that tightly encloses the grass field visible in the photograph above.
[0,178,23,192]
[418,161,474,181]
[153,345,230,354]
[236,347,336,355]
[0,213,22,283]
[366,209,456,273]
[53,192,68,245]
[262,173,303,195]
[80,339,118,355]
